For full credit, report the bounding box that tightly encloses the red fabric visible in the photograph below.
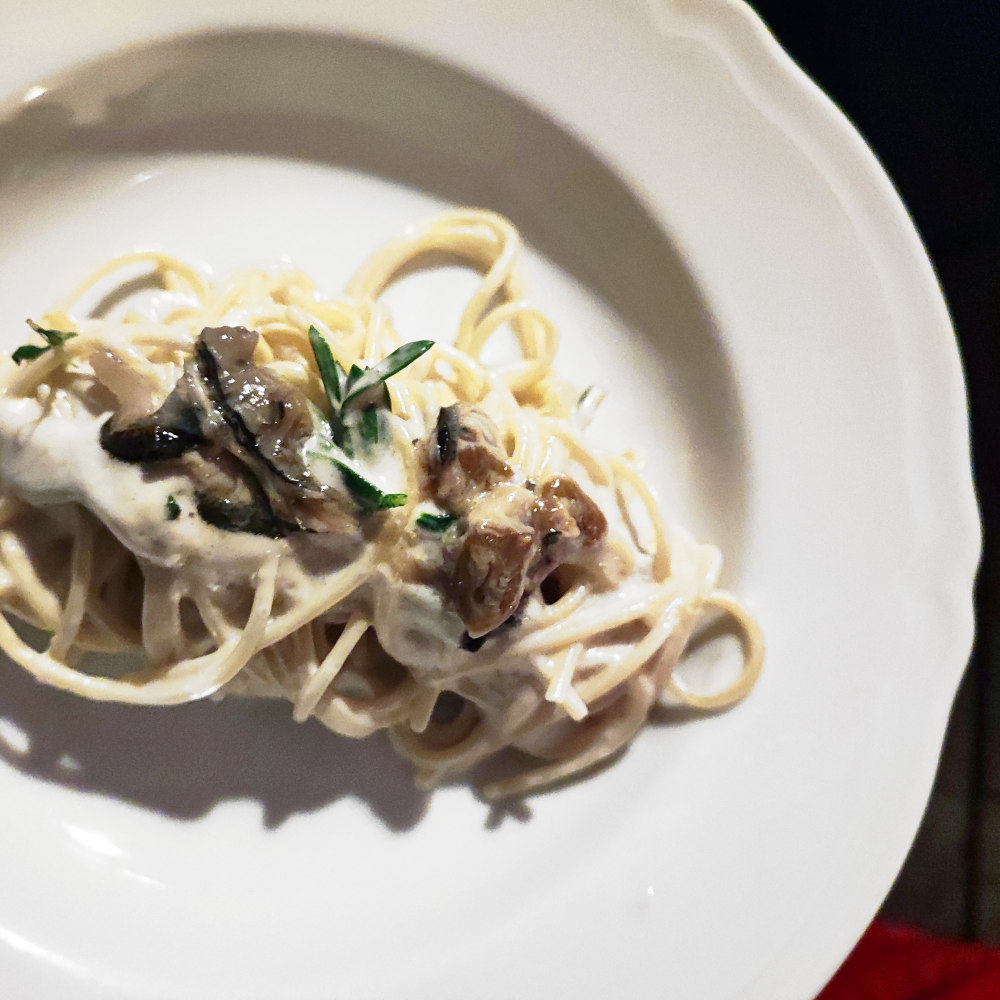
[817,920,1000,1000]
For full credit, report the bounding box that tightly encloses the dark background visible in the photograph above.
[749,1,1000,943]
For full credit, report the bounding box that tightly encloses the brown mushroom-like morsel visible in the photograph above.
[529,475,608,571]
[99,418,206,463]
[424,403,513,512]
[425,405,608,640]
[195,326,316,487]
[99,326,352,536]
[187,451,297,539]
[448,521,536,638]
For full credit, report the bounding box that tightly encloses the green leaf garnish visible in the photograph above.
[338,406,378,458]
[165,495,181,520]
[309,326,340,405]
[359,405,380,448]
[378,493,408,509]
[27,320,76,347]
[416,511,456,533]
[342,340,433,407]
[11,344,49,364]
[307,326,350,448]
[310,452,407,513]
[346,364,365,390]
[337,461,406,511]
[12,319,77,364]
[307,329,430,454]
[308,326,344,404]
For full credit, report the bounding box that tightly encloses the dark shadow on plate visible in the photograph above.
[467,744,630,829]
[0,29,749,827]
[0,656,428,829]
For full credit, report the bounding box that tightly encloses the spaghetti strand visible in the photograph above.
[0,208,762,798]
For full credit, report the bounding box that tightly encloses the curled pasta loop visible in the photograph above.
[0,209,762,799]
[664,591,765,711]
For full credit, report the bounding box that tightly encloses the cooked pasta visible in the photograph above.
[0,209,762,799]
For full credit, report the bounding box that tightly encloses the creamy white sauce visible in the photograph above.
[0,377,715,723]
[0,391,270,570]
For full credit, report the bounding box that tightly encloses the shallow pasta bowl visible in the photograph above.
[0,2,980,999]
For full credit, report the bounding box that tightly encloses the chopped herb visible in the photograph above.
[27,319,76,346]
[543,530,561,546]
[337,461,406,511]
[359,405,380,447]
[307,329,432,451]
[165,495,181,520]
[342,467,405,511]
[311,452,407,512]
[11,344,49,364]
[338,404,380,457]
[346,363,365,390]
[342,361,389,413]
[12,319,77,365]
[347,381,391,414]
[416,511,456,533]
[341,340,433,408]
[307,326,348,445]
[308,326,344,403]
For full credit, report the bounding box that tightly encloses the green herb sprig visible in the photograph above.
[307,326,432,454]
[341,340,434,408]
[307,328,432,513]
[416,511,456,533]
[310,452,407,512]
[12,320,78,365]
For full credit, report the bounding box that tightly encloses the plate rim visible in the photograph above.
[0,2,981,999]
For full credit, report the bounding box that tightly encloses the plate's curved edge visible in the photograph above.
[654,0,981,582]
[656,0,981,593]
[654,0,982,994]
[0,5,984,1000]
[654,0,981,750]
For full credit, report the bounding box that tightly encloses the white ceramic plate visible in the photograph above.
[0,3,980,999]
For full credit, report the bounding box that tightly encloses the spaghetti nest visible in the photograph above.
[0,209,762,799]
